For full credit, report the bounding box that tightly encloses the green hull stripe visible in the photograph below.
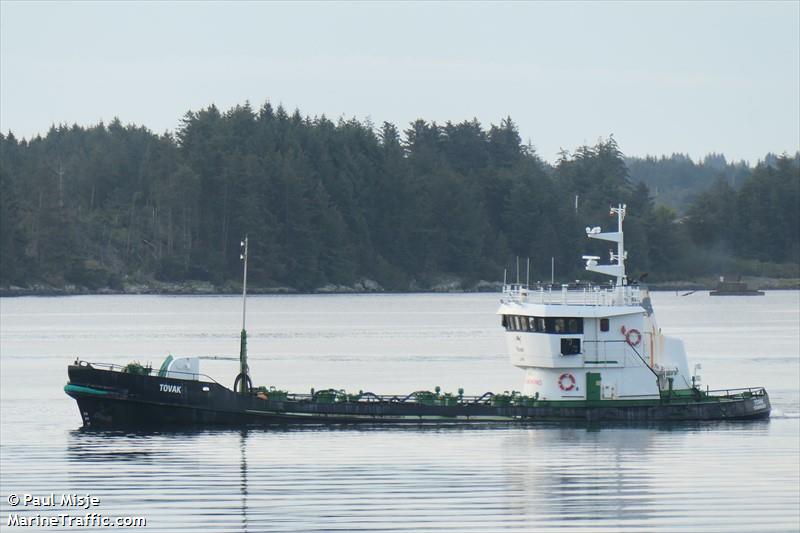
[64,383,109,396]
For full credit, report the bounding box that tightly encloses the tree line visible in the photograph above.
[1,102,798,291]
[626,152,755,212]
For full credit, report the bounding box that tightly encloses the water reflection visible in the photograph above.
[240,430,249,533]
[502,427,664,526]
[56,421,786,532]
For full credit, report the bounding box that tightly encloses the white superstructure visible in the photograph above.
[498,204,695,401]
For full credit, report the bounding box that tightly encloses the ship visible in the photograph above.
[710,277,765,296]
[65,204,770,427]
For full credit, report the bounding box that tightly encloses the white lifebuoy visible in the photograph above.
[625,328,642,346]
[558,373,576,391]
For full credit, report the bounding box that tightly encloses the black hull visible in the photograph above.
[66,364,771,429]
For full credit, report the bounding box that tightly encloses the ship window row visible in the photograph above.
[501,315,584,334]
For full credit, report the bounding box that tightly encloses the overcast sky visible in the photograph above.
[1,1,798,163]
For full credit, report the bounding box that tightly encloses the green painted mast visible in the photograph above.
[238,236,249,394]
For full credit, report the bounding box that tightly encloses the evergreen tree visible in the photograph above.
[1,101,797,291]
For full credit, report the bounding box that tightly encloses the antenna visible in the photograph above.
[574,194,579,212]
[241,236,248,332]
[237,236,250,394]
[503,268,507,285]
[551,257,555,285]
[526,257,530,287]
[516,256,519,284]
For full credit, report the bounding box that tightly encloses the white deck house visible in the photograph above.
[497,205,695,401]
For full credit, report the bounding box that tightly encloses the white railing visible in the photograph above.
[501,283,642,307]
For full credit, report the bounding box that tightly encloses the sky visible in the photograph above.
[1,0,798,164]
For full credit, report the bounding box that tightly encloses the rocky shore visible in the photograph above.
[1,276,797,297]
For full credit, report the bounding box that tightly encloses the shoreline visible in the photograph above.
[2,277,798,297]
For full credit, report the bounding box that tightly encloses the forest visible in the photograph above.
[1,102,798,292]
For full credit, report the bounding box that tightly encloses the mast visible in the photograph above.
[238,236,249,394]
[583,203,627,286]
[610,203,626,286]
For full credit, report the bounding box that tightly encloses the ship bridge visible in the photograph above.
[496,203,692,401]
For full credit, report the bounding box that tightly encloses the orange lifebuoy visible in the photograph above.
[625,328,642,346]
[558,373,576,391]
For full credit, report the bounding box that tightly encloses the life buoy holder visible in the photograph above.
[625,328,642,346]
[558,373,576,391]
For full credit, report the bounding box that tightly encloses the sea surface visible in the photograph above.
[1,291,798,532]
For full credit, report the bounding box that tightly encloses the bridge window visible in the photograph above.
[600,318,609,332]
[561,338,581,355]
[545,317,583,334]
[502,315,583,334]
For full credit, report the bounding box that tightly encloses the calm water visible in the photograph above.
[1,292,798,532]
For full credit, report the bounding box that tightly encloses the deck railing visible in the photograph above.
[75,360,222,385]
[703,386,768,398]
[501,283,643,307]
